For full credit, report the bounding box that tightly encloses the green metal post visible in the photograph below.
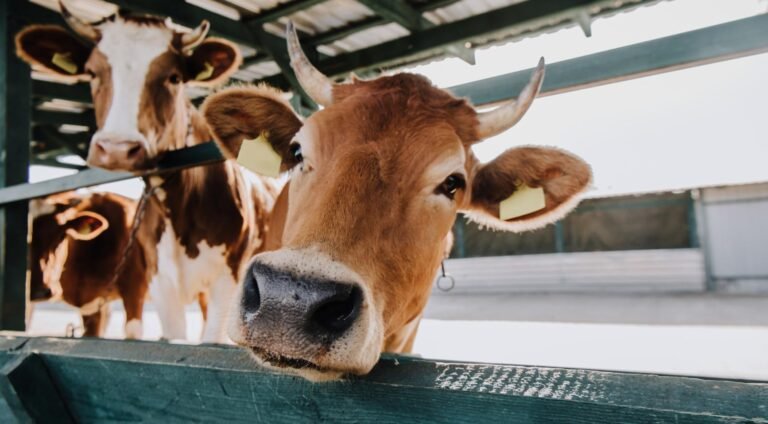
[0,0,31,330]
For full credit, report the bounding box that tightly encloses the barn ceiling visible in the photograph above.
[16,0,664,165]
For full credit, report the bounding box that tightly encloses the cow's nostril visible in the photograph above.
[242,270,261,312]
[310,285,362,334]
[126,144,142,158]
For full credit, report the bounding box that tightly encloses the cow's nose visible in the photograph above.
[243,262,363,341]
[87,137,148,171]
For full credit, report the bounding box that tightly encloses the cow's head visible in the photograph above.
[29,193,111,301]
[15,1,241,171]
[202,23,591,380]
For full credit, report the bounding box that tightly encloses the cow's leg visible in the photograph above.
[200,275,238,344]
[149,275,187,340]
[121,294,145,340]
[81,301,110,337]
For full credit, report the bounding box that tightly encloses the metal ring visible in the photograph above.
[436,274,455,292]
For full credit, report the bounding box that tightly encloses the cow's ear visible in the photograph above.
[201,85,303,172]
[462,146,591,232]
[186,38,241,87]
[60,211,109,241]
[15,25,91,79]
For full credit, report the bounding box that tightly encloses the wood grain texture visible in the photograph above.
[0,335,765,423]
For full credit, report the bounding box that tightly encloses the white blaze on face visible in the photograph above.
[94,20,173,152]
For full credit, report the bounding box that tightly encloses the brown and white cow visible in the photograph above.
[29,192,149,338]
[16,3,277,342]
[201,22,592,380]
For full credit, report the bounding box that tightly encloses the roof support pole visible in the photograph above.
[0,0,31,331]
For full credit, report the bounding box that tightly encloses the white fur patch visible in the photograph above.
[124,318,143,339]
[150,220,236,341]
[79,297,105,316]
[94,19,173,150]
[40,240,68,299]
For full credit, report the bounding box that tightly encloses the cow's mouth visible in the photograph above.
[250,347,321,371]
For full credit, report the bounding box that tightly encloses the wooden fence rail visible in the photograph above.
[0,335,765,423]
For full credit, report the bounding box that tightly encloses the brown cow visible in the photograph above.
[201,23,592,380]
[16,3,277,342]
[29,192,149,338]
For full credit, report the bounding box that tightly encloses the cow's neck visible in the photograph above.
[148,103,248,256]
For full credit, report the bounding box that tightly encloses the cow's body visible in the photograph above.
[139,123,277,341]
[16,4,278,342]
[30,192,149,338]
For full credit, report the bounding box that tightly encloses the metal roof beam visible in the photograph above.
[449,13,768,106]
[245,0,327,25]
[262,0,633,88]
[357,0,474,64]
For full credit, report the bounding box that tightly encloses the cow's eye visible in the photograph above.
[289,143,303,163]
[168,74,181,84]
[437,174,465,199]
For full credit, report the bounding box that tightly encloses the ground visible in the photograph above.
[27,293,768,381]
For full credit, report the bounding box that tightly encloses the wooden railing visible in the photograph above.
[0,335,766,422]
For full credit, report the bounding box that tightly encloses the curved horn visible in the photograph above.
[285,20,333,106]
[59,0,99,42]
[181,20,210,52]
[475,57,546,140]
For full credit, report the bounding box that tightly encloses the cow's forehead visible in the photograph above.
[96,19,173,66]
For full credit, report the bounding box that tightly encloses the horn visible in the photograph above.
[475,57,546,140]
[181,20,210,52]
[285,20,333,106]
[59,0,100,42]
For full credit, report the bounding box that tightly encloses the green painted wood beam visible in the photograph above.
[32,109,95,128]
[358,0,474,64]
[358,0,425,31]
[0,1,30,332]
[32,80,90,104]
[244,0,327,25]
[0,335,766,422]
[0,141,224,205]
[0,352,74,423]
[449,13,768,106]
[32,126,89,158]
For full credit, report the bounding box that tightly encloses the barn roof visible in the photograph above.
[23,0,664,165]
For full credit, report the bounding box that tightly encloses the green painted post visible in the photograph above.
[0,0,31,330]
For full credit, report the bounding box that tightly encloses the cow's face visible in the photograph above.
[29,193,110,301]
[203,23,591,380]
[15,2,241,171]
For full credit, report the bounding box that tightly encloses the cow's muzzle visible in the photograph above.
[87,134,151,171]
[230,249,382,381]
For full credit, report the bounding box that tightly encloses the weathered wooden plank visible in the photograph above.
[0,336,764,423]
[0,352,73,423]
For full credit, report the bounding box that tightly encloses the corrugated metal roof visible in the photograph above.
[30,0,664,82]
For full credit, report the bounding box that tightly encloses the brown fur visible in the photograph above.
[205,71,592,361]
[30,192,149,337]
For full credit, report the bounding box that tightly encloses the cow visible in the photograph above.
[29,192,149,338]
[15,2,277,342]
[201,22,592,380]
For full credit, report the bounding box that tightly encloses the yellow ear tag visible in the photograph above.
[237,133,282,177]
[499,184,546,220]
[52,52,78,75]
[195,62,214,81]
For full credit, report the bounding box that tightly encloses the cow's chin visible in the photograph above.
[246,347,346,382]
